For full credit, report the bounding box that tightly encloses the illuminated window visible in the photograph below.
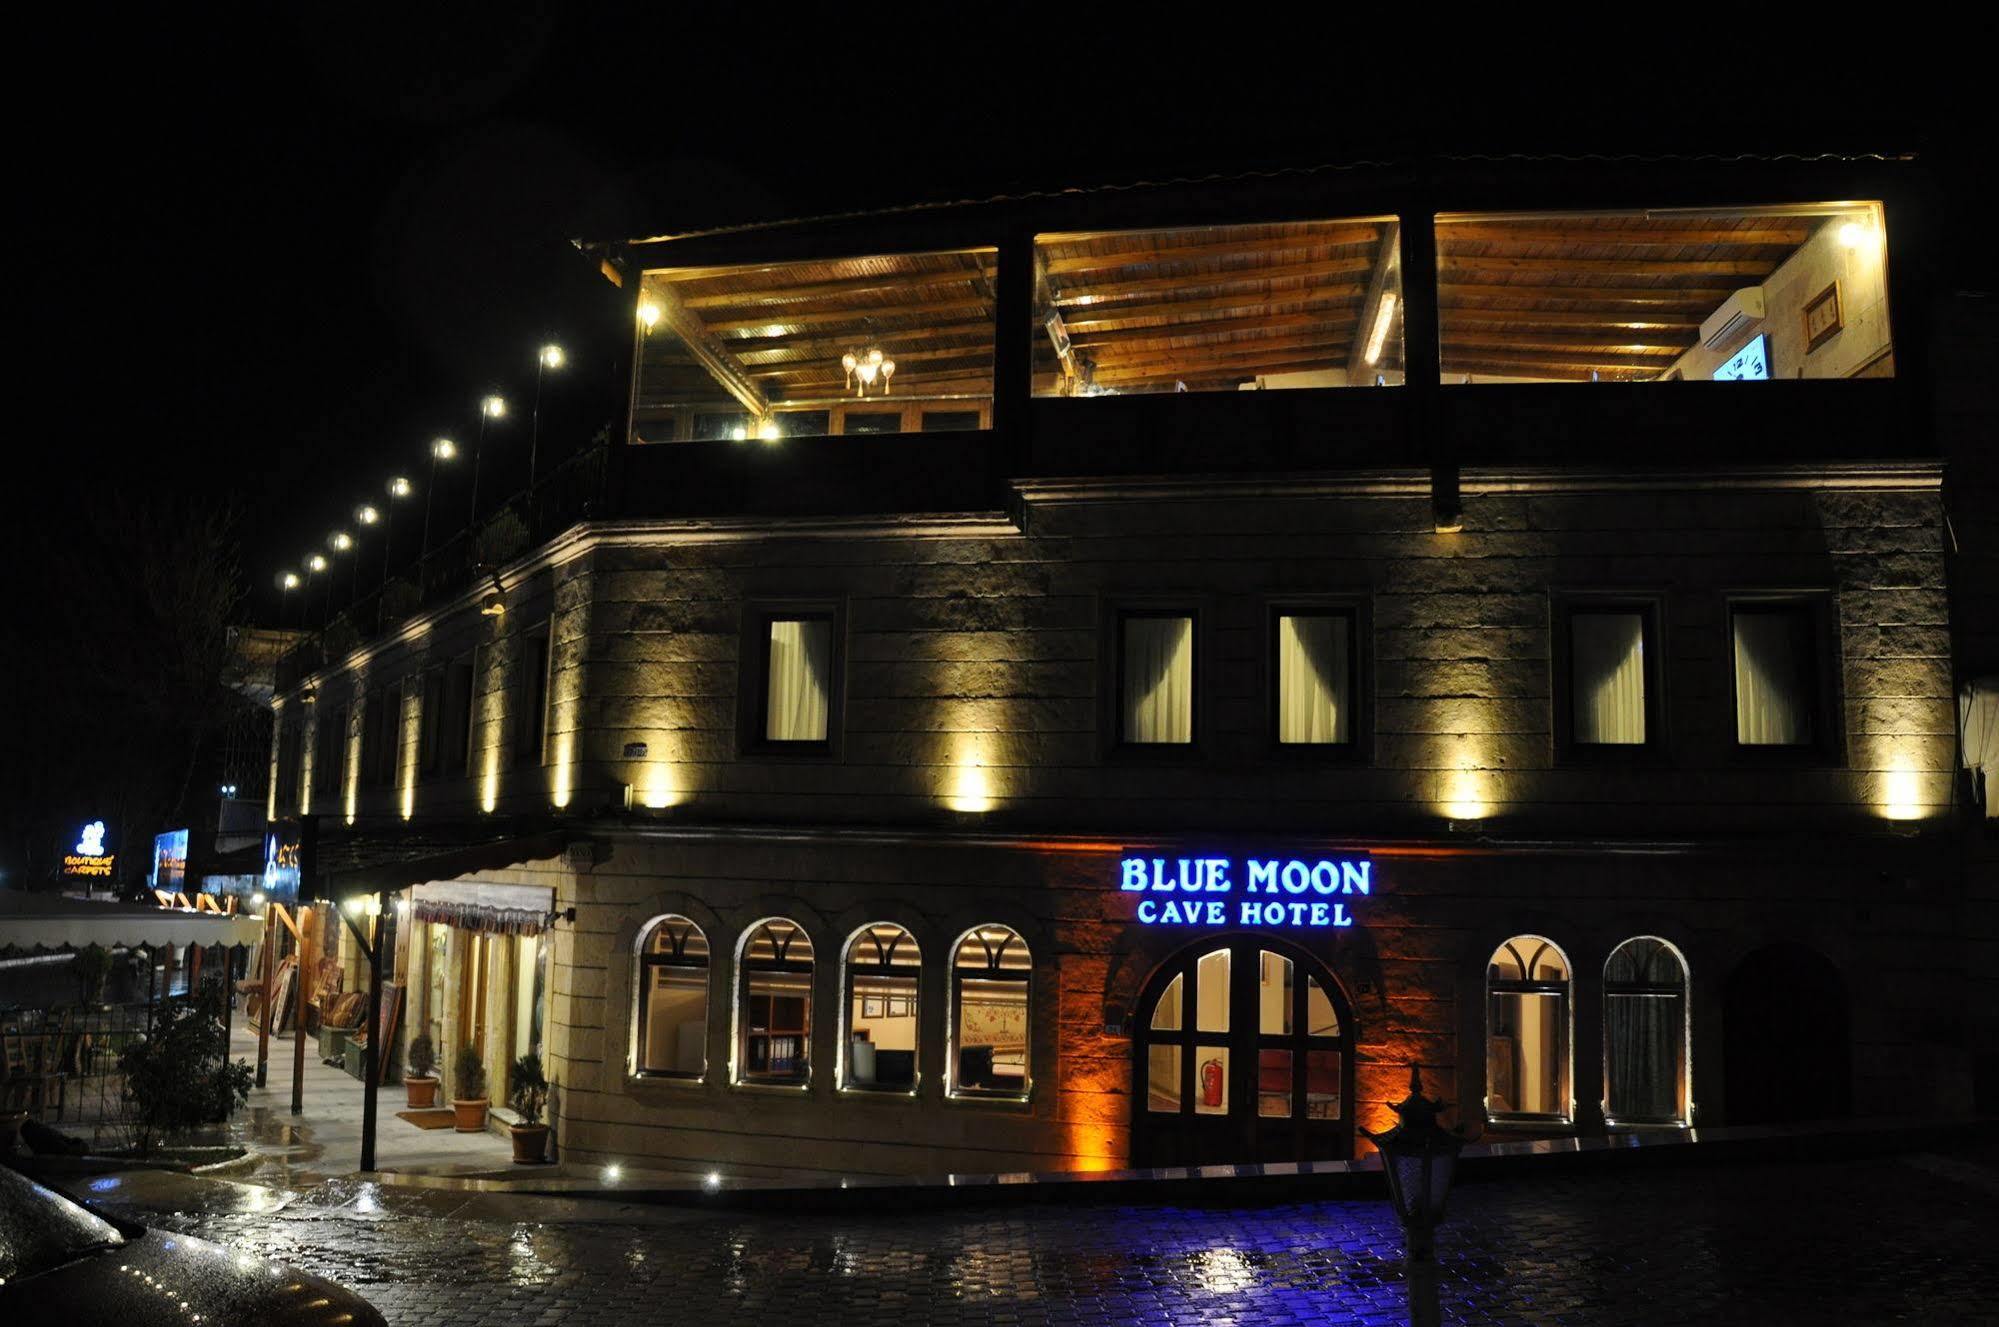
[634,248,995,444]
[1032,217,1403,395]
[1603,936,1690,1127]
[1119,612,1194,745]
[1436,205,1892,383]
[843,923,920,1092]
[1730,600,1832,752]
[745,606,842,751]
[736,918,813,1086]
[636,916,708,1078]
[1486,937,1572,1124]
[1555,599,1662,756]
[949,926,1030,1100]
[1273,610,1355,745]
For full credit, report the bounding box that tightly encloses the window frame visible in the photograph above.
[839,922,922,1096]
[946,925,1033,1103]
[1263,596,1371,763]
[513,628,552,769]
[1484,935,1574,1127]
[1551,593,1669,765]
[633,915,710,1082]
[1724,592,1842,765]
[733,917,815,1090]
[1104,600,1204,758]
[739,599,847,759]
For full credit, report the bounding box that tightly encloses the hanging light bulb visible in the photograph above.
[881,358,896,395]
[844,344,893,397]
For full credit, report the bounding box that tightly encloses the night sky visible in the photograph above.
[36,18,1973,621]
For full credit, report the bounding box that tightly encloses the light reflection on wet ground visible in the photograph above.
[91,1150,1999,1326]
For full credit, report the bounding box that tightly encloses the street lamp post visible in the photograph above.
[530,343,563,531]
[382,476,412,589]
[1362,1064,1467,1327]
[307,554,330,628]
[353,504,380,616]
[470,394,506,529]
[421,437,456,589]
[329,530,355,613]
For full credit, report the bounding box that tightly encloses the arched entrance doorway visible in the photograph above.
[1130,935,1355,1166]
[1723,943,1851,1125]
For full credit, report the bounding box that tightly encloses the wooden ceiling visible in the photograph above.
[637,250,997,413]
[1436,215,1818,381]
[1035,220,1401,393]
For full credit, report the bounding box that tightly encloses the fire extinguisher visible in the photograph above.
[1200,1056,1225,1108]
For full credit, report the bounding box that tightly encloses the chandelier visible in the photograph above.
[841,345,896,397]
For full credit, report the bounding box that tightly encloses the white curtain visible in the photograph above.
[1277,614,1351,744]
[1733,611,1810,745]
[766,619,831,741]
[1123,616,1193,743]
[1571,612,1646,745]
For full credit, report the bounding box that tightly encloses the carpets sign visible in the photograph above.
[61,821,115,879]
[1119,854,1373,929]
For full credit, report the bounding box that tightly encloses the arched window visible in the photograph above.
[1603,936,1690,1126]
[842,923,920,1092]
[636,916,708,1078]
[737,918,813,1085]
[949,925,1031,1100]
[1486,936,1571,1124]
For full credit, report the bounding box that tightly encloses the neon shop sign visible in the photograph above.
[1121,855,1373,929]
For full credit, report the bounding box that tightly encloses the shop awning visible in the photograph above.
[0,892,264,952]
[314,820,574,897]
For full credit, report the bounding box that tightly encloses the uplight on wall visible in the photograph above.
[942,732,999,813]
[640,762,680,809]
[1440,742,1492,821]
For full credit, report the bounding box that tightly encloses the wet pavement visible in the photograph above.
[80,1147,1999,1325]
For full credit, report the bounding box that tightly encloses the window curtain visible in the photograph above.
[766,619,832,741]
[1604,939,1686,1124]
[1571,612,1646,744]
[1278,614,1351,744]
[1733,610,1811,745]
[1123,616,1193,743]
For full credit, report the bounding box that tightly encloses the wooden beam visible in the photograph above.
[680,265,990,310]
[1348,220,1401,382]
[1040,227,1380,276]
[1444,333,1690,356]
[703,295,991,334]
[1438,224,1811,248]
[1061,287,1364,330]
[1439,349,1675,375]
[1439,283,1731,307]
[719,316,994,356]
[644,279,770,416]
[1440,256,1775,278]
[1440,307,1701,330]
[1090,330,1355,373]
[1060,256,1375,300]
[743,346,995,379]
[1071,312,1359,352]
[1093,355,1345,387]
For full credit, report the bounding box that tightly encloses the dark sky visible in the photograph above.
[46,16,1973,622]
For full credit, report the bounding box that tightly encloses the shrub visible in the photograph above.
[407,1032,437,1079]
[71,944,114,1003]
[510,1053,548,1126]
[119,988,253,1154]
[454,1045,487,1102]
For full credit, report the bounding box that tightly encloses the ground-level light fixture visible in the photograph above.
[1362,1064,1467,1263]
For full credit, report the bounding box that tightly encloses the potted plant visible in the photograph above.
[508,1052,551,1164]
[404,1033,440,1109]
[450,1045,489,1133]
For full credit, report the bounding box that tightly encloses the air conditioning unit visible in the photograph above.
[1700,286,1767,351]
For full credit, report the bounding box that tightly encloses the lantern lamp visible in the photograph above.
[1361,1064,1467,1261]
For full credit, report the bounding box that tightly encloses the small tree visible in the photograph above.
[71,944,114,1003]
[510,1052,548,1125]
[453,1045,487,1102]
[120,988,252,1154]
[407,1032,437,1079]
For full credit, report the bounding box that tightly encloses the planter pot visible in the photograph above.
[451,1098,490,1133]
[404,1076,439,1109]
[508,1123,550,1164]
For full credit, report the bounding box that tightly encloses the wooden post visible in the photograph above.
[292,905,313,1116]
[360,892,386,1172]
[255,910,273,1087]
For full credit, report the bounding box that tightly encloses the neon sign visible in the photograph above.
[62,820,115,879]
[1120,855,1372,929]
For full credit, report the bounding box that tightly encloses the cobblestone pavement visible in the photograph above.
[106,1151,1999,1326]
